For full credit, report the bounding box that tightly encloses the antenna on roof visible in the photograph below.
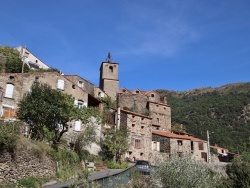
[106,52,112,62]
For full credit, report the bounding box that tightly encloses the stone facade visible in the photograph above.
[152,131,208,162]
[117,89,171,131]
[0,72,93,120]
[94,87,108,99]
[64,75,95,96]
[63,116,102,156]
[99,62,119,101]
[191,140,208,162]
[152,134,171,153]
[0,147,55,185]
[119,109,152,162]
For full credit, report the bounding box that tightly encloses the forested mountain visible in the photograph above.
[157,82,250,154]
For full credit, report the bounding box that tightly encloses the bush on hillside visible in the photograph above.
[226,152,250,187]
[155,154,224,188]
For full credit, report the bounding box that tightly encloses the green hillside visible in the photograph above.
[157,82,250,154]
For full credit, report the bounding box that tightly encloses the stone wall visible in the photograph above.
[118,93,148,115]
[0,147,56,185]
[121,110,152,161]
[152,134,171,153]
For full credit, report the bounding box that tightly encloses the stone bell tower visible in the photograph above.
[99,52,119,101]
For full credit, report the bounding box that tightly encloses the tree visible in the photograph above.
[72,107,101,159]
[0,46,29,73]
[226,152,250,188]
[17,82,76,143]
[103,126,129,162]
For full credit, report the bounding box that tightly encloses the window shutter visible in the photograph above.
[157,142,160,151]
[75,121,81,131]
[57,79,64,90]
[74,100,78,106]
[5,84,14,98]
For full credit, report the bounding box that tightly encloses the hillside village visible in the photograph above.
[0,46,236,166]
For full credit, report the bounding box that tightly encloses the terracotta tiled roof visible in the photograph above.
[120,109,152,119]
[210,145,228,150]
[152,131,206,142]
[148,100,170,107]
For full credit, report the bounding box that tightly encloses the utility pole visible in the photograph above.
[207,130,211,163]
[21,46,27,73]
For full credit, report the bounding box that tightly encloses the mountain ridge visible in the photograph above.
[157,82,250,153]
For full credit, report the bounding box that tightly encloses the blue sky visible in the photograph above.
[1,0,250,91]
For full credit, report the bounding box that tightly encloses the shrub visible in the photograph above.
[226,152,250,187]
[0,121,21,151]
[107,161,128,169]
[156,154,223,188]
[18,176,42,188]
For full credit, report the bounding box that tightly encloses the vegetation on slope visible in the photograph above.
[157,82,250,153]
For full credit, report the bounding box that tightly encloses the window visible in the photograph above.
[74,100,86,108]
[57,79,65,90]
[140,153,143,160]
[109,66,113,73]
[98,92,104,98]
[152,141,157,150]
[156,118,160,124]
[151,94,154,97]
[191,141,194,150]
[177,140,183,146]
[131,124,135,132]
[9,76,14,80]
[78,81,83,88]
[135,139,141,149]
[75,120,81,131]
[177,152,183,157]
[152,141,160,151]
[5,84,14,98]
[34,76,39,83]
[199,142,204,150]
[2,105,16,120]
[141,126,145,134]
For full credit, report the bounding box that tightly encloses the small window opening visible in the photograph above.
[9,76,14,80]
[156,118,160,123]
[72,84,75,89]
[109,66,113,72]
[34,76,39,83]
[151,94,154,97]
[177,140,183,146]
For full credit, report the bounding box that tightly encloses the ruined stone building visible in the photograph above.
[15,46,50,70]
